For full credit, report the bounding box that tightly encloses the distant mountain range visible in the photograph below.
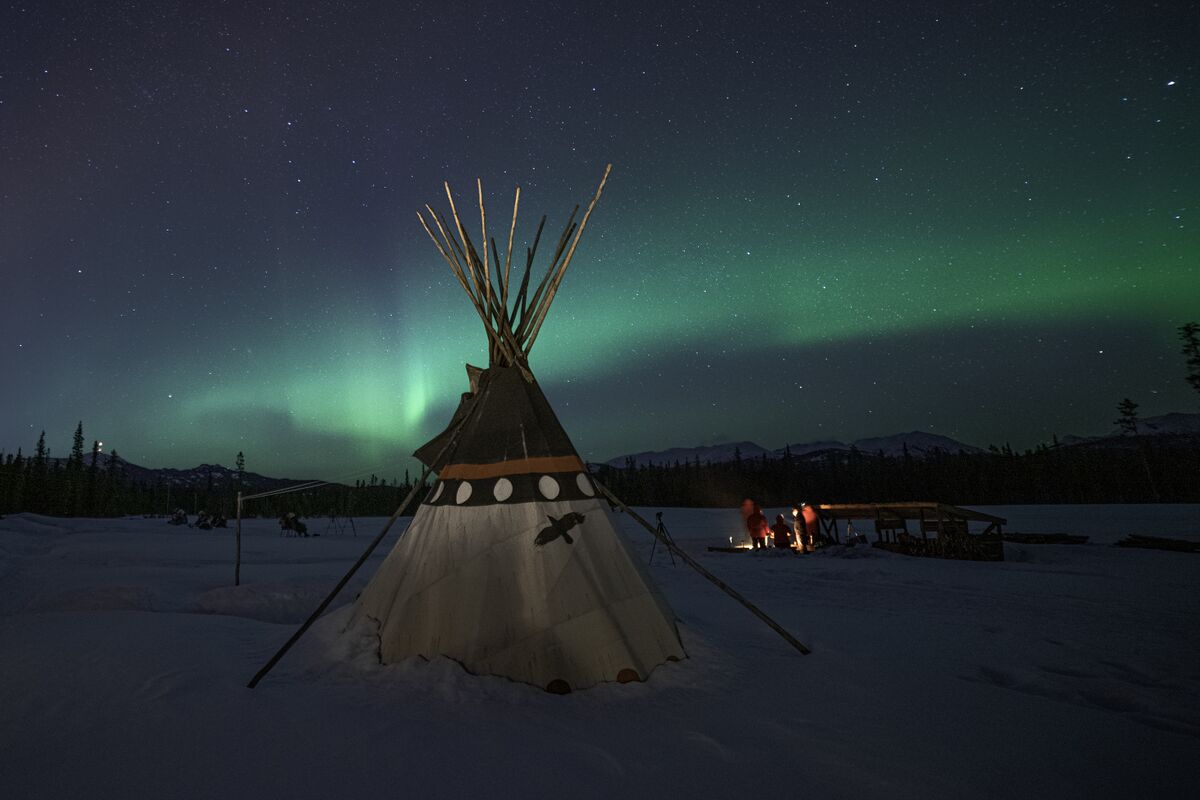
[1059,412,1200,445]
[51,452,324,494]
[604,412,1200,468]
[35,412,1199,486]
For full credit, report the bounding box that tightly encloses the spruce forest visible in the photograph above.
[2,422,1196,520]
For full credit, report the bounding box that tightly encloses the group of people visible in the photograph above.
[195,511,227,530]
[278,512,309,536]
[740,498,819,551]
[165,509,227,529]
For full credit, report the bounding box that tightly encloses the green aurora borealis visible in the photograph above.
[3,2,1196,479]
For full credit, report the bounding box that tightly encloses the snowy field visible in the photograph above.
[2,504,1198,799]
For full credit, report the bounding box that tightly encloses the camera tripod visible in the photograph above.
[648,511,677,566]
[324,512,358,537]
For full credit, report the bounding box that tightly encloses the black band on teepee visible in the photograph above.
[425,471,598,508]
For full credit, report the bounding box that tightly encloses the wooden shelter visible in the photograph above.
[816,502,1006,561]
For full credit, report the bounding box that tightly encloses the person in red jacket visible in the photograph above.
[746,501,769,549]
[739,497,755,525]
[800,502,820,551]
[771,514,793,549]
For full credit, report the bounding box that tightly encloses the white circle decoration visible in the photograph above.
[455,481,473,504]
[493,477,513,502]
[576,473,595,497]
[430,482,444,502]
[538,475,561,500]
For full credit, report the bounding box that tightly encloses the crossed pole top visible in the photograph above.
[416,164,613,380]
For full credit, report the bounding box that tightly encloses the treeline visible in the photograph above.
[591,436,1200,508]
[239,476,430,520]
[0,423,428,519]
[6,425,1196,519]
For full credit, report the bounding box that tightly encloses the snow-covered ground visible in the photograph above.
[2,505,1198,799]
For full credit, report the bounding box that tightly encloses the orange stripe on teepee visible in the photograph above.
[439,455,585,480]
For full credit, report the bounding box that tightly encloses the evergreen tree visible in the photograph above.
[235,451,246,493]
[7,449,24,512]
[70,422,85,467]
[106,449,124,515]
[0,451,10,514]
[203,466,214,512]
[27,431,49,514]
[66,421,85,514]
[1115,398,1140,435]
[1180,322,1200,400]
[86,440,101,515]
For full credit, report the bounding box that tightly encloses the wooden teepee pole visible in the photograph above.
[442,185,527,369]
[509,215,546,326]
[476,178,492,317]
[431,192,528,368]
[441,189,485,299]
[524,163,612,353]
[421,207,479,306]
[417,210,509,359]
[516,211,576,341]
[502,186,520,310]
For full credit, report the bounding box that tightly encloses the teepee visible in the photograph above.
[348,165,686,692]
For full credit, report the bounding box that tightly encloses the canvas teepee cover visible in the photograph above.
[348,167,685,691]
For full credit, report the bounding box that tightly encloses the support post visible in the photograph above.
[235,491,242,586]
[592,478,811,656]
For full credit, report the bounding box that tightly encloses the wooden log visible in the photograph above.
[1002,533,1089,544]
[1115,535,1200,553]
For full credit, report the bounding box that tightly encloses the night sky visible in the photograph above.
[3,1,1196,480]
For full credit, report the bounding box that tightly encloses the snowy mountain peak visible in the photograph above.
[607,431,981,467]
[775,440,849,457]
[1139,412,1200,435]
[848,431,985,457]
[605,441,773,468]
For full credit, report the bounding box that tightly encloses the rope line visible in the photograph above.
[238,462,421,503]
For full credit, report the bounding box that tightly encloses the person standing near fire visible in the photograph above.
[800,502,820,551]
[771,514,793,549]
[739,497,754,545]
[743,499,769,549]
